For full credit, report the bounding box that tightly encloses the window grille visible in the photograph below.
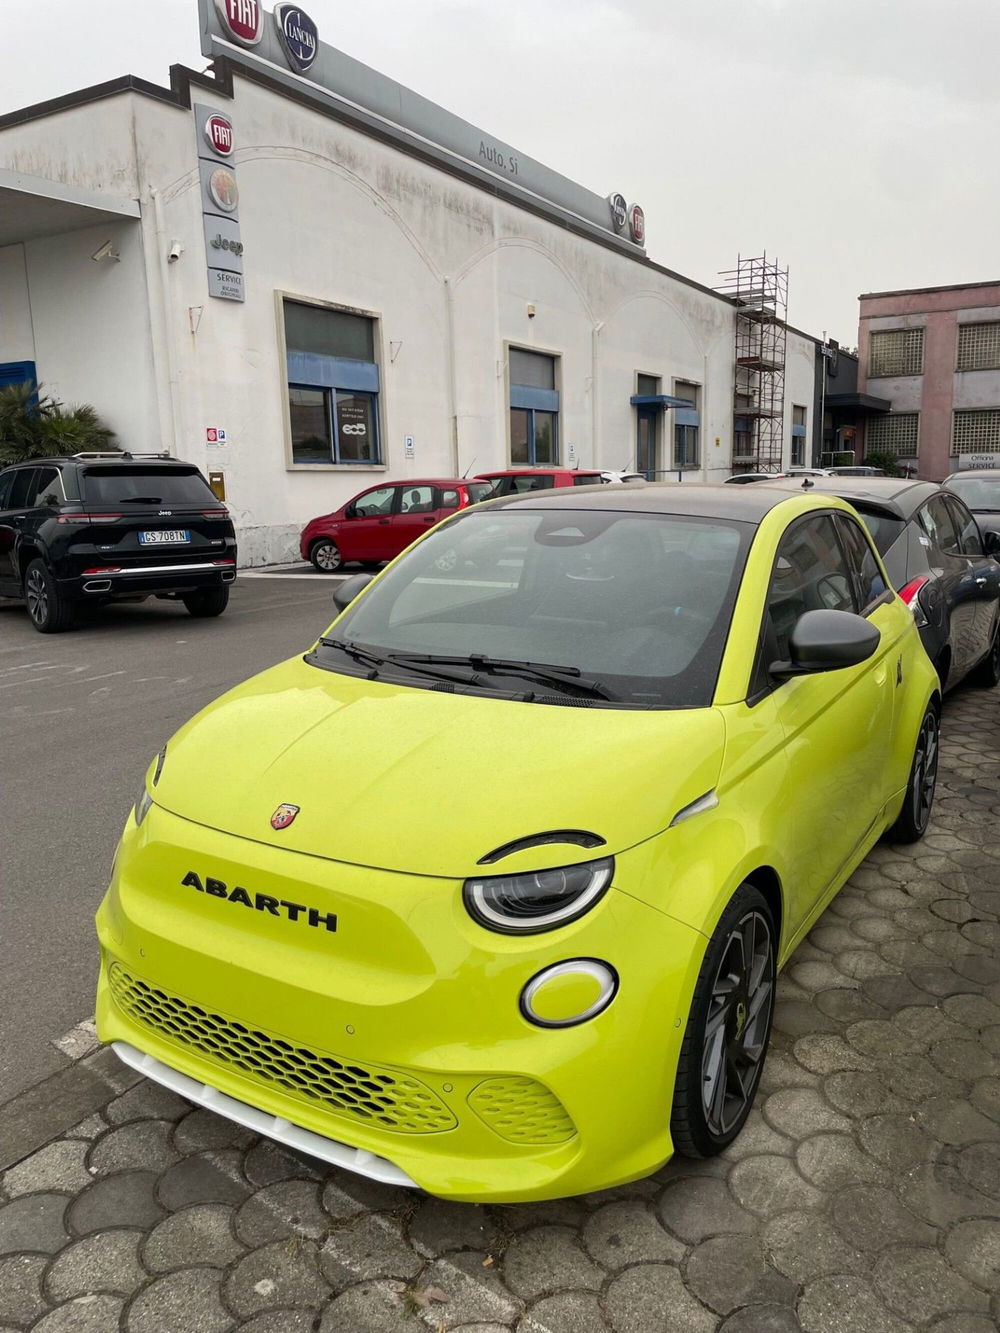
[869,328,924,378]
[866,413,919,458]
[952,409,1000,455]
[956,322,1000,372]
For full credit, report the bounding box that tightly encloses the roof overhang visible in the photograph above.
[825,392,891,413]
[0,168,140,246]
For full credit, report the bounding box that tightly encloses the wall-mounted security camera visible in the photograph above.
[90,241,120,263]
[167,240,184,263]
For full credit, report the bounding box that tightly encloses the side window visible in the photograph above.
[945,497,984,557]
[511,474,554,494]
[919,497,961,556]
[837,516,888,609]
[354,486,395,517]
[30,467,61,506]
[765,514,858,663]
[399,485,435,514]
[438,489,460,510]
[0,470,14,509]
[8,468,37,509]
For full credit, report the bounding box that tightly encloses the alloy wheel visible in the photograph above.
[314,543,342,572]
[911,711,939,833]
[25,567,48,626]
[700,909,774,1137]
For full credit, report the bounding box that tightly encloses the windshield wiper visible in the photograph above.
[116,495,163,503]
[386,652,615,699]
[317,638,486,687]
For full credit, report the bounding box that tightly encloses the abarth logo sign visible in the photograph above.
[181,871,337,931]
[270,803,300,829]
[274,3,319,72]
[215,0,263,46]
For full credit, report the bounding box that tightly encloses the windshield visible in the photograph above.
[311,507,753,708]
[82,466,217,506]
[944,475,1000,510]
[465,482,495,504]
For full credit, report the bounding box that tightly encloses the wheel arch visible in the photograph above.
[742,865,784,955]
[17,544,42,581]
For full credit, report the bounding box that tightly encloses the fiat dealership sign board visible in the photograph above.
[195,103,245,301]
[214,0,263,45]
[203,112,234,157]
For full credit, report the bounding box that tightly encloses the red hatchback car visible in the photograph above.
[300,478,493,572]
[477,467,605,495]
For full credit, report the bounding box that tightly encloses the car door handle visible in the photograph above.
[976,577,988,585]
[422,516,436,524]
[378,518,390,525]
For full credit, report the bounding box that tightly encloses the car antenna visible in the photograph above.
[462,458,476,478]
[802,477,814,489]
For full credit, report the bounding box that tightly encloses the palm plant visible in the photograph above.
[0,381,117,464]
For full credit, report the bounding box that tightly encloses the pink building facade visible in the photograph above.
[858,281,1000,480]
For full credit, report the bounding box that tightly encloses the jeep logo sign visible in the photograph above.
[204,113,234,158]
[214,0,262,46]
[274,3,319,72]
[608,192,628,233]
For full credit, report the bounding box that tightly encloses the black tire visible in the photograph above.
[671,884,776,1157]
[310,540,343,573]
[182,586,229,618]
[885,704,940,844]
[969,622,1000,689]
[23,558,77,634]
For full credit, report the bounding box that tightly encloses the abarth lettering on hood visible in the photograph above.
[180,870,337,931]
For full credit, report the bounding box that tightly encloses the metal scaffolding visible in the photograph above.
[717,254,789,474]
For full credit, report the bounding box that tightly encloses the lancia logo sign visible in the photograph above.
[215,0,263,46]
[629,203,645,245]
[270,803,300,830]
[608,192,628,233]
[274,4,319,72]
[204,113,234,158]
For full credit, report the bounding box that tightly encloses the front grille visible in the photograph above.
[109,966,456,1134]
[468,1076,577,1144]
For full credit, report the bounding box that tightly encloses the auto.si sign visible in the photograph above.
[214,0,263,46]
[274,4,319,72]
[204,113,234,157]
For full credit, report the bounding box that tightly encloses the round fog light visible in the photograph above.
[521,960,618,1029]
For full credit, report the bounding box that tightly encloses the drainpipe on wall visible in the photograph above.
[149,186,183,457]
[591,322,604,467]
[444,276,459,475]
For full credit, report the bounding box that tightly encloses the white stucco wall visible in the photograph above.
[0,72,822,565]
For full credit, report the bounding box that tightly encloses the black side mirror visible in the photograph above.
[332,572,375,613]
[344,503,357,519]
[771,609,880,678]
[984,529,1000,558]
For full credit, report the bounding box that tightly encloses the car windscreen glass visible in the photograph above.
[311,508,754,708]
[849,505,906,554]
[82,467,217,506]
[945,476,1000,511]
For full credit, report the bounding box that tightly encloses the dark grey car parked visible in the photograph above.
[943,469,1000,542]
[758,477,1000,691]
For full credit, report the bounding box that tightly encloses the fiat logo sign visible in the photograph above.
[629,204,645,245]
[204,113,234,158]
[274,4,319,73]
[214,0,263,46]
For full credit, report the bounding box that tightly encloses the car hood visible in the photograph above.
[151,657,726,878]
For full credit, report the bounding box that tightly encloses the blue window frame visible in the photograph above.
[284,301,382,465]
[509,350,560,464]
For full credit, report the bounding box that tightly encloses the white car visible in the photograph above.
[600,470,647,484]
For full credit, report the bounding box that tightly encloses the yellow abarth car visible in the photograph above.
[96,484,940,1202]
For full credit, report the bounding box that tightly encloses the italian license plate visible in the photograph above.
[139,530,190,544]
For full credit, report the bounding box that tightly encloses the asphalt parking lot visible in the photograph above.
[1,577,999,1331]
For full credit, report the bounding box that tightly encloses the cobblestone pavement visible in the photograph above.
[2,686,999,1332]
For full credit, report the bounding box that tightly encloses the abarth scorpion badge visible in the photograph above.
[270,804,300,830]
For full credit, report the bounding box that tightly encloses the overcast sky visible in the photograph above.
[4,0,996,345]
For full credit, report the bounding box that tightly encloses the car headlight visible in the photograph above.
[463,856,614,934]
[133,747,165,827]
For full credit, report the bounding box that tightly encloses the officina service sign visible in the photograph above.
[214,0,263,45]
[274,4,319,72]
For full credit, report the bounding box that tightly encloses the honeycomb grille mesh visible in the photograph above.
[109,965,456,1134]
[467,1076,577,1144]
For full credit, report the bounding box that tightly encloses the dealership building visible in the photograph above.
[0,0,821,564]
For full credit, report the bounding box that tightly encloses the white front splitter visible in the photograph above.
[111,1040,418,1189]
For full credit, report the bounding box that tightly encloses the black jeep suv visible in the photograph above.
[0,453,237,633]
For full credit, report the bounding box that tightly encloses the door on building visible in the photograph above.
[636,407,659,480]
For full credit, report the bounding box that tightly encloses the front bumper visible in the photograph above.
[95,804,705,1202]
